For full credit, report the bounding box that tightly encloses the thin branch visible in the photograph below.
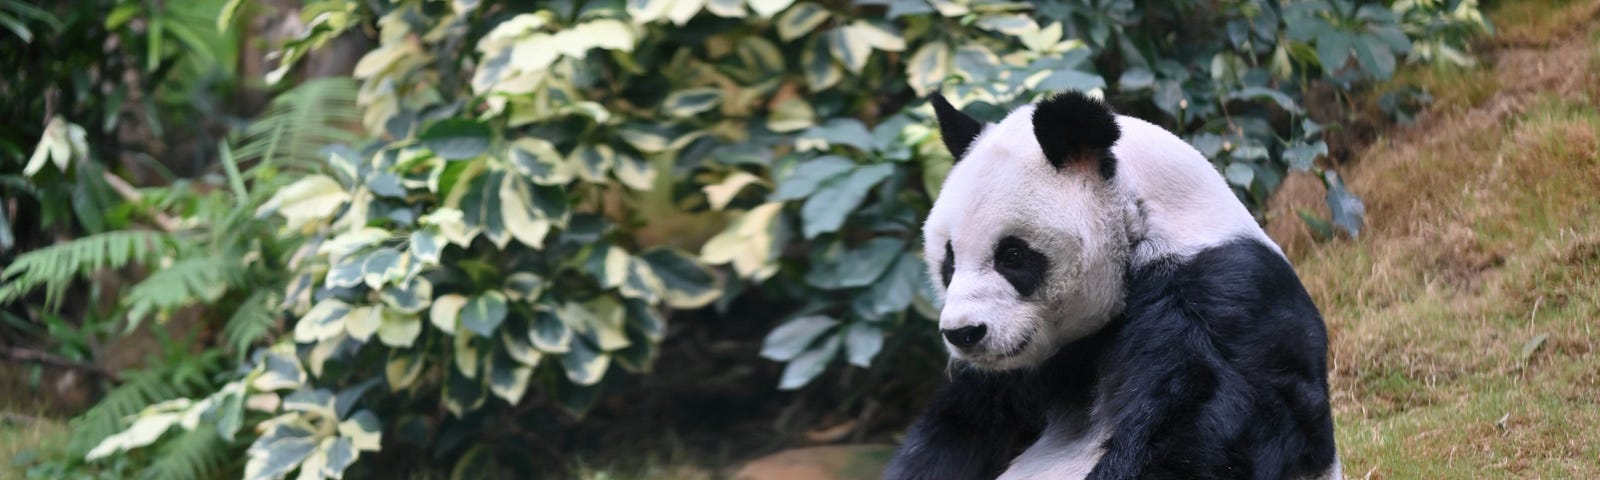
[101,172,179,233]
[0,345,122,382]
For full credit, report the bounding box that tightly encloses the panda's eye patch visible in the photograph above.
[993,236,1047,296]
[941,241,955,288]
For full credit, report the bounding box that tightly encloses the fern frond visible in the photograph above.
[222,290,279,357]
[233,77,362,174]
[122,255,247,330]
[141,424,235,480]
[63,359,221,457]
[0,230,171,309]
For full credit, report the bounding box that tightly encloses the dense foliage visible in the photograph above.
[3,0,1490,478]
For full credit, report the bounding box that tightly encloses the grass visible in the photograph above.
[1292,1,1600,476]
[0,408,66,480]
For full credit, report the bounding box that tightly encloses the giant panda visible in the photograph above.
[883,91,1339,480]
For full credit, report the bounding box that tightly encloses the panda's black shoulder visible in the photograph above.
[1111,238,1336,478]
[1128,239,1322,332]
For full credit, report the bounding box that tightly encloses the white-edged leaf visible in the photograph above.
[662,87,723,117]
[294,299,352,343]
[776,2,830,41]
[461,291,509,338]
[429,293,467,334]
[761,315,838,361]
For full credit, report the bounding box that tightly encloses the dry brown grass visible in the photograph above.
[1269,1,1600,477]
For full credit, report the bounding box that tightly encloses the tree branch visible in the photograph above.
[0,346,122,382]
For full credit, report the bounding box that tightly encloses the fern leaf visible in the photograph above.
[0,230,171,309]
[222,290,279,356]
[233,77,362,173]
[141,424,235,480]
[64,359,221,457]
[122,255,246,330]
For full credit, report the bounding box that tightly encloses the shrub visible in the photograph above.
[9,0,1490,478]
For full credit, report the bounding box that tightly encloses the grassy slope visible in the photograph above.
[1293,1,1600,477]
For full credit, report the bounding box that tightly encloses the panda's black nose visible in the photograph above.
[941,325,987,349]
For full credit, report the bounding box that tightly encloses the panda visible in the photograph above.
[883,91,1339,480]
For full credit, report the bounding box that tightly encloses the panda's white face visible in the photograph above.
[923,99,1132,371]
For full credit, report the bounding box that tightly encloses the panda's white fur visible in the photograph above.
[922,105,1275,371]
[888,92,1339,480]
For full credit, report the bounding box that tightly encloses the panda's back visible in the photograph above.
[1109,115,1282,265]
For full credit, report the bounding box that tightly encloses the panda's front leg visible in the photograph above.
[884,365,1045,480]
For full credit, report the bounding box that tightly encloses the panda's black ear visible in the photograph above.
[930,92,983,162]
[1032,91,1120,179]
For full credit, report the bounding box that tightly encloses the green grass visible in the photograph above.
[0,410,66,480]
[1299,3,1600,473]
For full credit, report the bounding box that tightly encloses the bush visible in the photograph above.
[6,0,1490,478]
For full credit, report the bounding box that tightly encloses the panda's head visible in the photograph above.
[922,92,1132,371]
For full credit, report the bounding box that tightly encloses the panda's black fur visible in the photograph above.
[885,93,1337,480]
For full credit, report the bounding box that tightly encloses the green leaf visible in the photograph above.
[613,150,656,190]
[1033,69,1106,92]
[1119,67,1155,90]
[772,155,855,200]
[802,37,843,91]
[345,306,381,342]
[487,348,534,404]
[243,423,317,480]
[827,27,871,73]
[706,0,745,17]
[502,330,543,366]
[337,410,383,451]
[799,118,873,152]
[906,41,951,96]
[411,228,445,265]
[530,310,573,353]
[662,87,723,117]
[571,143,617,183]
[760,315,838,361]
[257,174,349,230]
[294,299,352,343]
[377,310,423,347]
[800,163,894,238]
[1324,170,1365,237]
[626,0,672,23]
[767,97,815,133]
[500,174,553,249]
[430,293,466,334]
[442,366,486,417]
[1224,162,1255,187]
[509,137,574,185]
[381,275,433,314]
[386,349,426,389]
[1354,35,1397,79]
[420,119,492,161]
[703,171,766,211]
[460,169,509,249]
[361,248,406,289]
[1225,87,1304,115]
[503,273,546,302]
[852,251,922,318]
[746,0,794,18]
[778,332,841,390]
[952,43,1000,80]
[806,237,905,289]
[843,322,884,367]
[699,202,785,280]
[638,248,721,308]
[1316,31,1354,73]
[319,227,390,263]
[461,292,509,338]
[776,2,830,41]
[560,338,610,386]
